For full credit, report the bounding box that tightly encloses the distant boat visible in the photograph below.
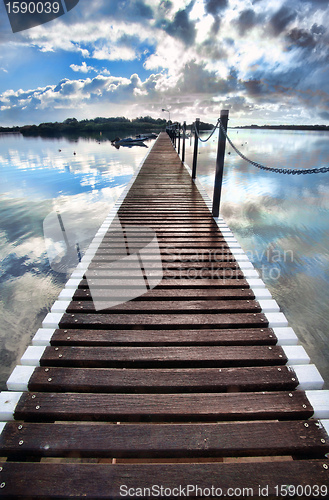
[111,136,149,149]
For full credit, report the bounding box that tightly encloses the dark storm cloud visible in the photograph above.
[311,23,326,35]
[286,28,316,49]
[269,6,297,36]
[235,8,264,36]
[161,5,197,45]
[204,0,228,16]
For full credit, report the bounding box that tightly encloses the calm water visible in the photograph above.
[1,129,329,390]
[185,128,329,387]
[0,133,153,389]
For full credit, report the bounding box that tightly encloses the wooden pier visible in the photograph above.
[0,132,329,498]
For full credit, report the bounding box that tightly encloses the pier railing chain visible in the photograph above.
[194,119,220,143]
[220,121,329,175]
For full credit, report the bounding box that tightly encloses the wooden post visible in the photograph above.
[182,121,186,163]
[212,110,229,218]
[192,118,200,180]
[177,124,181,155]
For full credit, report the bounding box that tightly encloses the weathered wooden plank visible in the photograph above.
[87,261,240,271]
[28,365,297,393]
[78,278,250,289]
[65,299,261,314]
[72,288,255,301]
[1,421,327,458]
[39,345,286,368]
[2,460,328,499]
[50,327,277,346]
[59,312,268,329]
[14,391,313,422]
[86,269,244,279]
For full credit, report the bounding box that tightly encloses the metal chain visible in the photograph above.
[194,119,220,142]
[219,121,329,175]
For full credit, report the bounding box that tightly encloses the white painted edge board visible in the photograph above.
[0,392,22,421]
[258,299,280,312]
[282,345,310,364]
[273,327,298,345]
[20,346,46,366]
[306,390,329,419]
[7,365,35,391]
[289,364,324,390]
[42,312,63,329]
[32,328,54,346]
[51,300,70,313]
[320,419,329,439]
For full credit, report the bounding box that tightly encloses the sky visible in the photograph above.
[0,0,329,127]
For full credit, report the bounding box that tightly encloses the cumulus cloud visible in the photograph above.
[1,0,329,125]
[70,61,95,73]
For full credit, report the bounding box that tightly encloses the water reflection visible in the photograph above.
[0,133,152,389]
[187,128,329,387]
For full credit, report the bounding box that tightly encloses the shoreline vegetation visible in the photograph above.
[0,116,328,139]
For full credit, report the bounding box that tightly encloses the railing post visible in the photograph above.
[212,110,229,218]
[182,121,186,163]
[177,124,181,155]
[192,118,200,180]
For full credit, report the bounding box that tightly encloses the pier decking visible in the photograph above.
[0,132,329,498]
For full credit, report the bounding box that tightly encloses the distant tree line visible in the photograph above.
[235,124,329,131]
[0,116,168,138]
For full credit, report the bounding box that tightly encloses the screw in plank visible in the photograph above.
[48,378,52,382]
[19,440,24,446]
[67,337,71,340]
[291,378,296,382]
[268,347,272,350]
[302,404,307,409]
[64,330,68,333]
[0,483,5,489]
[45,368,49,372]
[18,425,23,430]
[279,354,283,358]
[0,467,2,472]
[31,395,36,399]
[323,464,328,469]
[289,393,293,397]
[59,354,63,358]
[278,368,281,371]
[321,439,326,444]
[55,348,59,351]
[36,406,40,410]
[304,423,309,428]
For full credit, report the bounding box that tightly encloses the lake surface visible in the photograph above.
[185,127,329,387]
[1,129,329,390]
[0,133,153,389]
